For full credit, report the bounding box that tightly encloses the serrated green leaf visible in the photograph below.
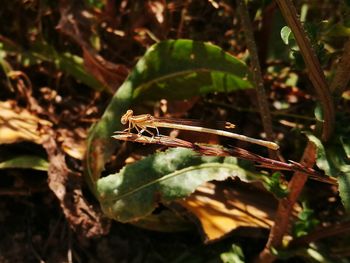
[97,148,249,223]
[0,155,49,171]
[129,39,253,101]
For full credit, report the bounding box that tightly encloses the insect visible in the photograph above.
[120,109,279,150]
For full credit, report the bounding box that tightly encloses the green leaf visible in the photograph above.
[220,244,245,263]
[281,26,293,45]
[0,155,49,171]
[305,132,350,211]
[292,203,319,238]
[56,52,106,91]
[305,133,333,175]
[84,80,133,195]
[129,39,253,101]
[0,40,106,92]
[263,172,289,198]
[84,39,253,195]
[96,148,249,223]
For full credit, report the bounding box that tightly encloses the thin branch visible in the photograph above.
[255,141,317,263]
[112,132,336,184]
[235,0,278,159]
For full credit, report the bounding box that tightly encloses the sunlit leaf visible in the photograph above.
[0,155,49,171]
[97,148,248,223]
[179,181,276,242]
[85,39,253,193]
[281,26,293,45]
[129,39,253,101]
[0,100,52,144]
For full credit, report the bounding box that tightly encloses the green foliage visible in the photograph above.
[0,40,106,91]
[129,39,253,101]
[280,25,328,69]
[280,26,294,46]
[292,203,320,238]
[85,0,104,9]
[86,40,254,224]
[3,0,350,261]
[0,155,49,171]
[305,122,350,211]
[220,244,245,263]
[97,147,249,223]
[262,172,289,199]
[280,26,304,69]
[85,39,253,195]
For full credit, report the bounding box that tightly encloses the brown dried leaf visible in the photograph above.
[83,47,129,92]
[0,100,52,144]
[179,181,277,243]
[43,134,110,237]
[57,2,129,93]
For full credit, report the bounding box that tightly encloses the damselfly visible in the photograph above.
[120,109,279,150]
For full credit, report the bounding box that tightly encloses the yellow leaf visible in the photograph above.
[0,100,51,144]
[179,181,277,243]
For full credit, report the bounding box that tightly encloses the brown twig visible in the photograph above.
[275,0,334,141]
[235,0,278,159]
[256,141,317,263]
[112,132,336,184]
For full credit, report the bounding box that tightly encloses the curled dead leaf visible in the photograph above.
[0,100,52,144]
